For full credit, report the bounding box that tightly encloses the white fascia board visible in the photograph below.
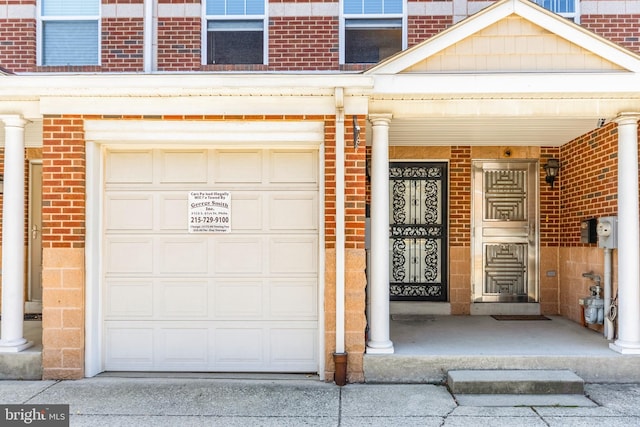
[0,74,373,98]
[372,73,640,98]
[0,100,42,120]
[84,119,325,146]
[369,97,640,119]
[39,95,336,116]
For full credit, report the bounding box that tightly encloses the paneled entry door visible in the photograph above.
[389,162,448,301]
[472,161,538,302]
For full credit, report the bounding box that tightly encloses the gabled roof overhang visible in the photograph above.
[365,0,640,145]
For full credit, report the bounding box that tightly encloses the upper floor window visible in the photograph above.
[533,0,579,22]
[342,0,405,64]
[38,0,100,66]
[205,0,267,65]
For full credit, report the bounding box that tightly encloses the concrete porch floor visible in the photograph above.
[364,315,640,384]
[0,320,42,380]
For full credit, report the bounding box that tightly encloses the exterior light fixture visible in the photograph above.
[352,115,361,150]
[543,159,560,189]
[0,174,3,194]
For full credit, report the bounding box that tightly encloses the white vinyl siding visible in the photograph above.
[39,0,100,66]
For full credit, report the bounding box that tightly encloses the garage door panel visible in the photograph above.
[105,280,153,318]
[269,237,317,274]
[106,150,153,183]
[158,281,209,318]
[215,150,263,183]
[106,238,154,274]
[104,147,319,373]
[159,238,208,274]
[160,150,208,183]
[214,328,264,364]
[270,150,317,184]
[270,328,317,367]
[230,193,263,230]
[269,193,317,231]
[106,194,154,230]
[159,328,208,366]
[214,280,263,319]
[270,280,317,318]
[105,326,154,369]
[214,238,263,274]
[159,194,189,230]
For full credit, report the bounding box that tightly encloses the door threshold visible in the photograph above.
[471,302,540,316]
[390,301,451,316]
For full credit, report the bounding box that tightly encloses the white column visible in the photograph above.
[367,114,394,354]
[610,113,640,354]
[0,115,32,352]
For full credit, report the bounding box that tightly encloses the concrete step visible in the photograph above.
[0,348,42,380]
[447,369,584,395]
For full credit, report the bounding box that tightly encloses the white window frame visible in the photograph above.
[37,0,101,67]
[201,0,268,66]
[534,0,580,23]
[340,0,407,65]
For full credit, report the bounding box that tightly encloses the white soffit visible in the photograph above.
[366,0,640,75]
[84,120,326,146]
[386,116,601,147]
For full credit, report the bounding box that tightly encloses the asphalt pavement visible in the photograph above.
[1,375,640,426]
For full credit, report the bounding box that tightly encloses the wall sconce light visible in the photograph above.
[0,174,3,194]
[352,115,361,150]
[543,159,560,189]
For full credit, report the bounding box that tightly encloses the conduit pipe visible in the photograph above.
[604,248,614,340]
[333,88,347,385]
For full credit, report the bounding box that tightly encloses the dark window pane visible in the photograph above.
[207,31,263,64]
[345,27,401,63]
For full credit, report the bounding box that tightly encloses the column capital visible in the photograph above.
[613,112,640,126]
[0,115,27,128]
[368,114,392,126]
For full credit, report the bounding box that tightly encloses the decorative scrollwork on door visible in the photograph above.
[389,162,448,301]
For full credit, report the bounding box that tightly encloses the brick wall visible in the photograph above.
[269,16,339,70]
[408,16,452,47]
[450,146,471,246]
[102,18,144,72]
[157,17,201,71]
[0,18,35,73]
[540,147,561,246]
[582,15,640,54]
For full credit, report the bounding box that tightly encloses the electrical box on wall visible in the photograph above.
[597,216,618,249]
[580,218,597,244]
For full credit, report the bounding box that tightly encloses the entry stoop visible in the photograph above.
[448,369,584,394]
[0,350,42,380]
[447,369,596,407]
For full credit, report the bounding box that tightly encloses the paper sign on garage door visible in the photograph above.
[188,191,231,233]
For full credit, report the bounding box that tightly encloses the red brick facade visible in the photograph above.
[582,15,640,54]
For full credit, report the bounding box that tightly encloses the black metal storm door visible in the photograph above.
[389,162,448,301]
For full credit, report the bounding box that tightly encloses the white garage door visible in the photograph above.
[103,148,319,372]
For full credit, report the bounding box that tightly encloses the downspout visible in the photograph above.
[333,88,347,385]
[144,0,156,72]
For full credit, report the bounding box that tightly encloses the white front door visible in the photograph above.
[27,161,43,312]
[102,148,320,372]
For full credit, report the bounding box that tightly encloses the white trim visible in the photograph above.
[84,140,103,377]
[143,0,156,73]
[83,120,325,146]
[26,160,43,304]
[335,88,346,355]
[318,142,326,381]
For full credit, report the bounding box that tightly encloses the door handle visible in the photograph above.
[32,225,39,240]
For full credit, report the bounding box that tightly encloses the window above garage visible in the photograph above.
[342,0,406,64]
[533,0,579,23]
[38,0,100,66]
[205,0,267,65]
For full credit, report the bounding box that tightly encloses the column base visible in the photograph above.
[0,340,34,353]
[366,340,394,354]
[610,340,640,355]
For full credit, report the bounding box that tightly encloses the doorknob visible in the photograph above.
[32,225,39,239]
